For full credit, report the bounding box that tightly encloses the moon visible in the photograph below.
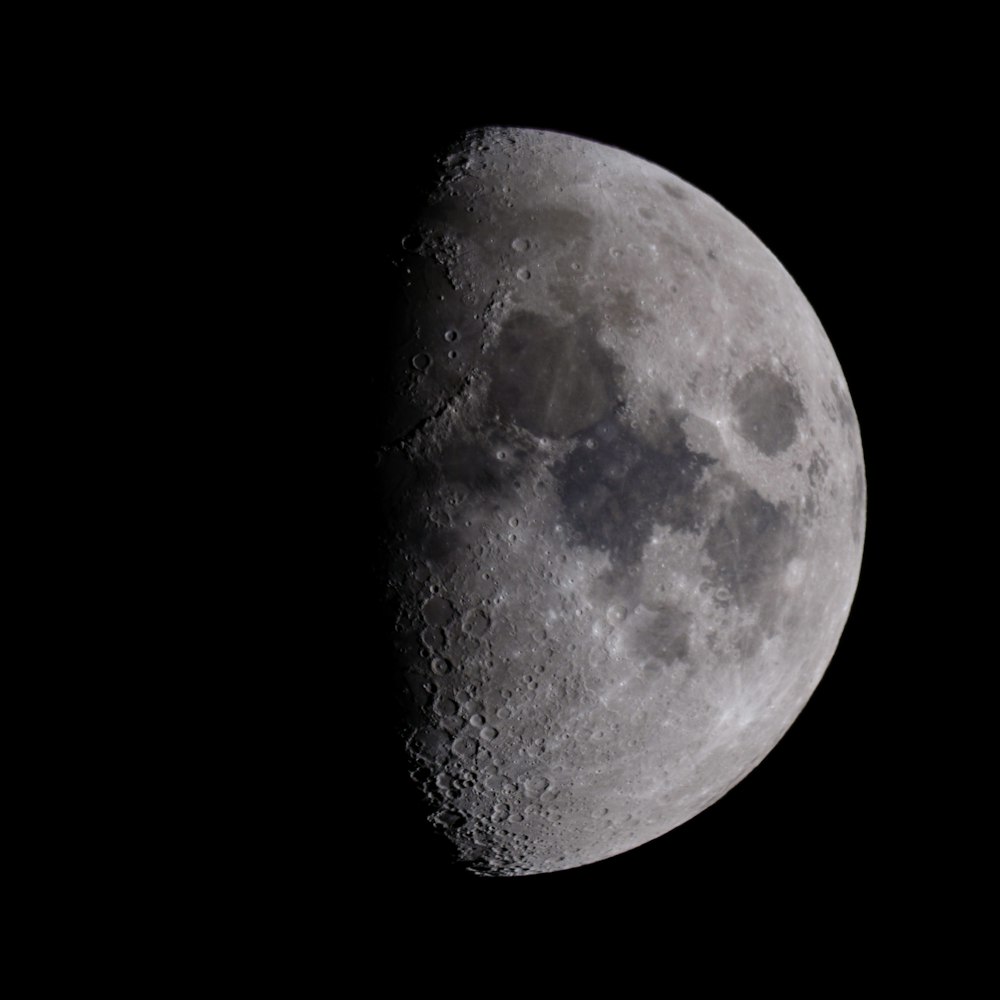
[375,126,865,876]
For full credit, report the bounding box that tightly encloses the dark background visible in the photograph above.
[346,95,950,928]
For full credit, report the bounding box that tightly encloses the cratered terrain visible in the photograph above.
[374,126,865,876]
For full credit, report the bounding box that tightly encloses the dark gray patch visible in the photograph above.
[851,462,866,544]
[731,368,804,456]
[422,596,455,627]
[421,625,446,650]
[488,310,621,438]
[437,439,507,494]
[639,207,654,220]
[807,448,829,489]
[662,182,687,200]
[420,525,463,567]
[434,810,465,829]
[410,727,450,763]
[631,603,691,665]
[705,484,796,610]
[830,379,857,429]
[552,412,715,570]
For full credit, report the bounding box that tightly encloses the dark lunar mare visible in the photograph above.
[704,484,796,609]
[488,310,620,439]
[730,368,804,456]
[553,412,715,573]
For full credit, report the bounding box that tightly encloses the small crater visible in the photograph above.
[807,449,829,489]
[463,608,491,638]
[422,596,455,627]
[421,625,445,650]
[607,604,629,625]
[523,777,551,798]
[452,736,478,758]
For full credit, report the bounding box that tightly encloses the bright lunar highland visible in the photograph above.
[376,127,865,876]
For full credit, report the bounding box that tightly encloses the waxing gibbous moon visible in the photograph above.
[376,126,865,876]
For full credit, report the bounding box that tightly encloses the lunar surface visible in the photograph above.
[375,127,865,876]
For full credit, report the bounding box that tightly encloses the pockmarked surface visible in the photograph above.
[377,127,865,876]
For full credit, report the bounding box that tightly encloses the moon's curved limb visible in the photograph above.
[377,127,865,876]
